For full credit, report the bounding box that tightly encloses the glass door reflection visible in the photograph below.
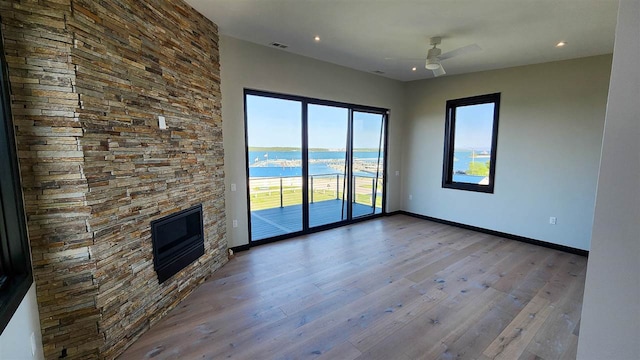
[307,104,349,228]
[245,90,387,244]
[351,111,385,218]
[246,95,303,241]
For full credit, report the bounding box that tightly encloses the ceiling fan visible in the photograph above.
[425,36,482,77]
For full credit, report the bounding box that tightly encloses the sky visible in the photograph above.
[453,102,495,151]
[308,104,348,149]
[246,95,384,149]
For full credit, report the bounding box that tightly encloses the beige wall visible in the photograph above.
[0,285,44,360]
[402,55,611,250]
[578,0,640,358]
[220,35,406,248]
[221,35,611,251]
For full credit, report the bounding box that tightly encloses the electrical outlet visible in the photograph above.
[549,217,557,225]
[409,194,413,200]
[232,219,238,228]
[230,183,237,192]
[158,115,166,129]
[395,170,400,176]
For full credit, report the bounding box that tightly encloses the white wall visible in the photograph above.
[220,35,406,248]
[578,0,640,358]
[0,284,44,360]
[402,55,611,250]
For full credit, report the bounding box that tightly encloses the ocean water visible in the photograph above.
[247,150,488,183]
[452,150,491,184]
[453,150,490,172]
[249,151,382,178]
[452,174,487,184]
[249,163,340,177]
[249,150,380,161]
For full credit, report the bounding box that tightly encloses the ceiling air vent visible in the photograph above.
[372,70,385,74]
[270,42,288,49]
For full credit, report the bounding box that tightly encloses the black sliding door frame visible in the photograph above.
[350,107,388,219]
[244,89,388,246]
[345,108,354,222]
[301,101,310,233]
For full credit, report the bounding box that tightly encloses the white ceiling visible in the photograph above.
[185,0,618,81]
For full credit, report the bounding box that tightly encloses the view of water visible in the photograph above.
[249,164,340,178]
[249,150,380,162]
[453,150,490,171]
[452,150,491,184]
[452,174,487,184]
[249,151,382,178]
[247,149,488,184]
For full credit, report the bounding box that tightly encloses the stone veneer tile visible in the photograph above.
[1,0,226,358]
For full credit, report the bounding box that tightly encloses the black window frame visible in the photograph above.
[0,24,33,335]
[243,89,388,246]
[442,92,501,193]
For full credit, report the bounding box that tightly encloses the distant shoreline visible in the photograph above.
[249,146,380,152]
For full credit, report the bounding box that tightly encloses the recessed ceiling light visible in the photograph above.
[314,36,320,42]
[412,67,417,71]
[556,41,567,47]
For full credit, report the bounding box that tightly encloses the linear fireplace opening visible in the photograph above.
[151,204,204,283]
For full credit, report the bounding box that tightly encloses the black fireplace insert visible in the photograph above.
[151,204,204,283]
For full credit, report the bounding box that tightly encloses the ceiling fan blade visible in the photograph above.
[437,43,482,61]
[432,65,446,77]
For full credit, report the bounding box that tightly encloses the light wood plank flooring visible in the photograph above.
[120,215,586,360]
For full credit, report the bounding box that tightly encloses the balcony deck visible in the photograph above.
[250,199,381,241]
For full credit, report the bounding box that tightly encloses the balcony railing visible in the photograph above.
[248,173,383,211]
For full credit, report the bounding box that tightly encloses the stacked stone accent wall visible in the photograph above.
[0,1,99,357]
[1,1,226,358]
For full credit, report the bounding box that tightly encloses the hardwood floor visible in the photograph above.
[120,215,586,360]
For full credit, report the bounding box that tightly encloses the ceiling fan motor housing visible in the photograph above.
[427,47,441,59]
[426,57,441,70]
[426,46,442,70]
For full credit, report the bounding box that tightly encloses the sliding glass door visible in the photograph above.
[245,95,303,240]
[245,90,387,243]
[352,111,385,218]
[307,104,349,228]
